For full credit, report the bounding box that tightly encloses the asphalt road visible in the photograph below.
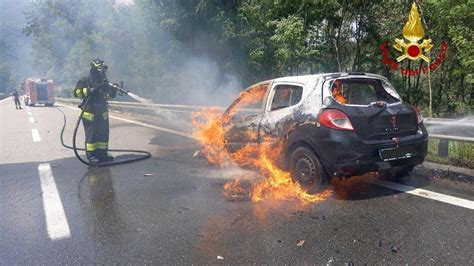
[1,98,473,264]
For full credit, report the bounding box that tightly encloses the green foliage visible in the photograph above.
[427,139,474,168]
[10,0,472,114]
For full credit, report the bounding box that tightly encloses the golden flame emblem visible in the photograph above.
[393,2,433,62]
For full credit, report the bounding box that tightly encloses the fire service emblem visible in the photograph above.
[380,2,447,76]
[393,2,433,62]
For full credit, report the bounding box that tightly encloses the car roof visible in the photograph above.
[271,72,387,85]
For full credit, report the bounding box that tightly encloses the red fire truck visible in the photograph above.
[22,78,55,106]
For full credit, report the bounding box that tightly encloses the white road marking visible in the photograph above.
[109,115,195,139]
[38,163,71,240]
[373,179,474,210]
[0,97,12,103]
[27,111,32,116]
[58,103,474,209]
[58,103,195,139]
[29,117,35,123]
[31,128,41,142]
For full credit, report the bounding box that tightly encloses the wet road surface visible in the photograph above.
[1,98,473,264]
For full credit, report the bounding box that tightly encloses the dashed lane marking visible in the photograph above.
[31,128,41,142]
[38,163,71,240]
[29,117,35,123]
[373,179,474,210]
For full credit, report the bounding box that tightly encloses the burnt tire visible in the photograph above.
[289,146,329,192]
[378,165,414,181]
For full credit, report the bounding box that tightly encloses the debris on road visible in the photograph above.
[327,257,335,265]
[390,245,399,253]
[144,173,154,177]
[217,255,224,260]
[193,150,200,158]
[297,240,305,246]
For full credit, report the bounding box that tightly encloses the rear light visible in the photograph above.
[415,107,423,124]
[319,109,354,131]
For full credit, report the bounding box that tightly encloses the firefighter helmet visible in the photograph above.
[90,58,108,72]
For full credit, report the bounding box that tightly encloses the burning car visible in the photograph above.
[215,72,428,191]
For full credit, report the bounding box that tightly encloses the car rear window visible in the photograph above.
[331,79,400,105]
[270,85,303,111]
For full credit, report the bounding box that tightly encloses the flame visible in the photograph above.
[333,89,347,104]
[402,2,425,42]
[193,87,332,203]
[332,81,347,104]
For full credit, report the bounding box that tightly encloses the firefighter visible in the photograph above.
[11,89,22,109]
[73,58,119,164]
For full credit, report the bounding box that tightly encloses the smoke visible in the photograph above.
[0,0,34,92]
[151,56,241,106]
[2,0,244,126]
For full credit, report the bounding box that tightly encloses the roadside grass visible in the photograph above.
[427,139,474,169]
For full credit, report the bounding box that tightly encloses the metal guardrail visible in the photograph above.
[428,134,474,143]
[56,98,474,143]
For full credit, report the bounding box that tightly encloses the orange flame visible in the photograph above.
[402,2,425,42]
[192,88,332,203]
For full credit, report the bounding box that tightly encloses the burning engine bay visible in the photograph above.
[192,73,428,203]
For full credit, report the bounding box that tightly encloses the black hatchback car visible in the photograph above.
[221,73,428,190]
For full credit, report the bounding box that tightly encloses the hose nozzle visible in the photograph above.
[109,82,129,95]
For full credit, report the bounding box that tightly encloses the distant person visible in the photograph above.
[73,58,119,164]
[332,80,347,104]
[11,89,22,109]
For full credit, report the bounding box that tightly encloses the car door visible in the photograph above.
[223,82,270,153]
[259,82,305,139]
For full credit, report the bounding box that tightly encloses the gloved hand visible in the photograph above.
[109,83,119,97]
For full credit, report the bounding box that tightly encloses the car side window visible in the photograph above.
[270,85,303,111]
[225,83,269,122]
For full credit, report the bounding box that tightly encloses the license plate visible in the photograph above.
[379,145,416,161]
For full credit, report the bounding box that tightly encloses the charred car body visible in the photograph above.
[222,73,428,190]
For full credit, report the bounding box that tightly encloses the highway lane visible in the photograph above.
[1,99,473,264]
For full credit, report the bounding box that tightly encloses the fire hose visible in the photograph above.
[58,83,151,167]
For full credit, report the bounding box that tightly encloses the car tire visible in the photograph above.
[289,146,329,192]
[378,165,414,181]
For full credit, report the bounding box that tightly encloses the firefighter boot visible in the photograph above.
[86,151,101,164]
[97,150,114,162]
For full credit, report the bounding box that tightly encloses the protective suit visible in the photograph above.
[74,59,118,164]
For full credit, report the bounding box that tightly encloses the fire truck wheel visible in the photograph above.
[289,146,329,192]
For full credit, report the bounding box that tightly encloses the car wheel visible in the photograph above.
[378,165,414,181]
[289,146,329,192]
